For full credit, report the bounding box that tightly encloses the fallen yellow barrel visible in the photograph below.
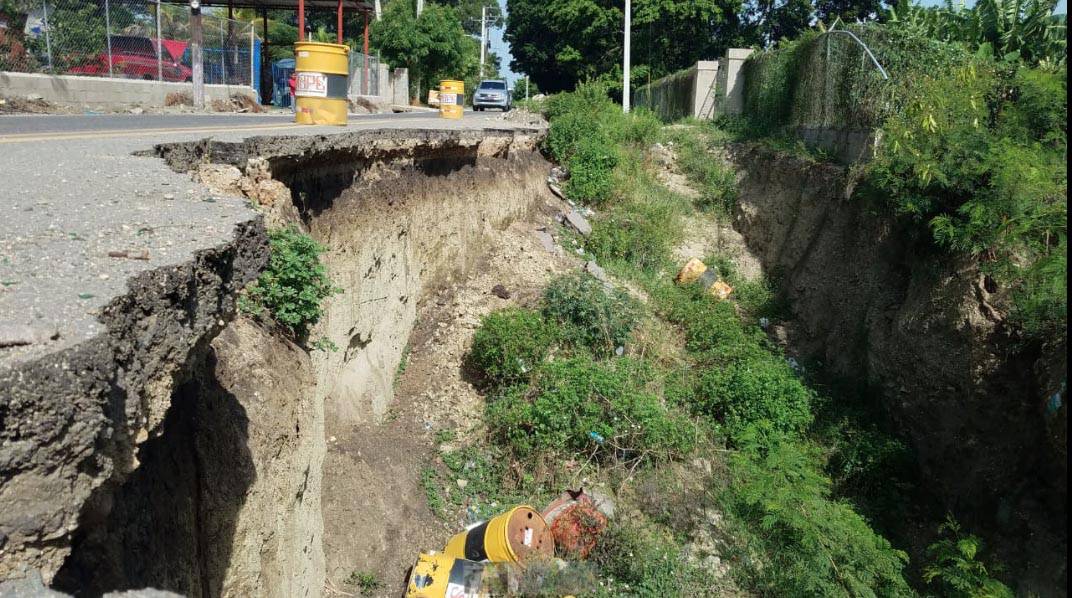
[293,41,349,125]
[444,505,554,562]
[406,552,578,597]
[675,257,733,300]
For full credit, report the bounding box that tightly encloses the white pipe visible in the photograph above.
[479,5,486,78]
[622,0,630,112]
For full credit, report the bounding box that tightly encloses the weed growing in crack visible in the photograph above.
[345,570,384,595]
[239,227,339,339]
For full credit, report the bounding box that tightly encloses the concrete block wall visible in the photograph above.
[631,50,752,122]
[714,48,752,116]
[389,68,408,106]
[0,71,255,108]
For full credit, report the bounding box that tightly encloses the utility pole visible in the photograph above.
[190,0,204,108]
[622,0,631,113]
[479,5,487,78]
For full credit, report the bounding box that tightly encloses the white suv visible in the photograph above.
[473,80,512,111]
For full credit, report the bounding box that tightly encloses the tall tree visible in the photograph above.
[439,0,504,35]
[814,0,886,25]
[506,0,745,93]
[370,0,478,99]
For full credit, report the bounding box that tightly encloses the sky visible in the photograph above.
[486,0,1067,89]
[488,0,521,87]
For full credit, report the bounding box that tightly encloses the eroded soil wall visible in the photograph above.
[728,143,1067,594]
[33,128,549,598]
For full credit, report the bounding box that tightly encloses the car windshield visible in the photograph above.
[479,81,506,90]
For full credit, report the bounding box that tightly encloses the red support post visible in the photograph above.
[337,0,344,44]
[297,0,305,41]
[362,11,369,95]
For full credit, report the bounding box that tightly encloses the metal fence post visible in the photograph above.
[41,0,53,73]
[219,18,226,85]
[157,0,164,81]
[105,0,114,77]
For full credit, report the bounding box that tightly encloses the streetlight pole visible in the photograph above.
[622,0,631,113]
[479,5,487,79]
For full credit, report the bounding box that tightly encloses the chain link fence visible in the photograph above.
[1,0,257,86]
[348,50,378,96]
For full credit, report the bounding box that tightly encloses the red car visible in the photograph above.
[69,35,191,82]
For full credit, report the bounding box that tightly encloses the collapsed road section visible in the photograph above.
[0,121,550,596]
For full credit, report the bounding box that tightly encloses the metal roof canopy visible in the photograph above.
[158,0,372,10]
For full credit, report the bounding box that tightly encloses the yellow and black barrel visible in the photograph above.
[439,79,464,119]
[444,506,554,563]
[293,41,349,125]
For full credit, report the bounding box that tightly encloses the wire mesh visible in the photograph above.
[347,50,379,96]
[1,0,256,86]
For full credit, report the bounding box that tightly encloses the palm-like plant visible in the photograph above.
[887,0,1065,65]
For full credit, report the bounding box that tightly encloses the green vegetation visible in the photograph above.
[737,22,1067,339]
[887,0,1066,67]
[370,0,480,100]
[468,307,555,388]
[439,86,931,595]
[239,227,339,338]
[923,516,1014,597]
[541,272,642,356]
[345,570,384,596]
[486,357,697,465]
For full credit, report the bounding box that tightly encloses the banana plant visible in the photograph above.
[886,0,1065,65]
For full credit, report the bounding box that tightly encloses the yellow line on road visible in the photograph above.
[0,117,440,144]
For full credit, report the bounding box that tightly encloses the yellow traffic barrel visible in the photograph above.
[293,41,349,125]
[443,505,554,562]
[439,79,464,119]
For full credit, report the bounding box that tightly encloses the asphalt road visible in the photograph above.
[0,107,541,366]
[0,109,450,144]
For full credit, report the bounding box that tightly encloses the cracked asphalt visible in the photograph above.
[0,109,538,367]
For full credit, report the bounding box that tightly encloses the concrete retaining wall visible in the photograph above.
[632,52,750,122]
[713,48,751,116]
[0,71,255,108]
[633,61,719,122]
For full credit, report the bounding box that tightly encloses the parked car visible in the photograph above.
[472,79,511,111]
[68,35,191,82]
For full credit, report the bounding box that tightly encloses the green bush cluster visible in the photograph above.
[468,308,556,388]
[240,227,339,337]
[641,274,910,593]
[544,82,662,206]
[724,430,911,597]
[739,23,1067,339]
[590,519,707,597]
[868,58,1067,337]
[486,357,696,463]
[923,516,1014,597]
[698,357,814,440]
[585,191,688,274]
[541,272,642,356]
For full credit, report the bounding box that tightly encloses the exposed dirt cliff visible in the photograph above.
[727,143,1067,595]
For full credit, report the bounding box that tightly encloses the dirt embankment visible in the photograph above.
[1,127,553,597]
[726,143,1067,594]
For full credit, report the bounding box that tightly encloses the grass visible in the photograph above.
[345,570,384,595]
